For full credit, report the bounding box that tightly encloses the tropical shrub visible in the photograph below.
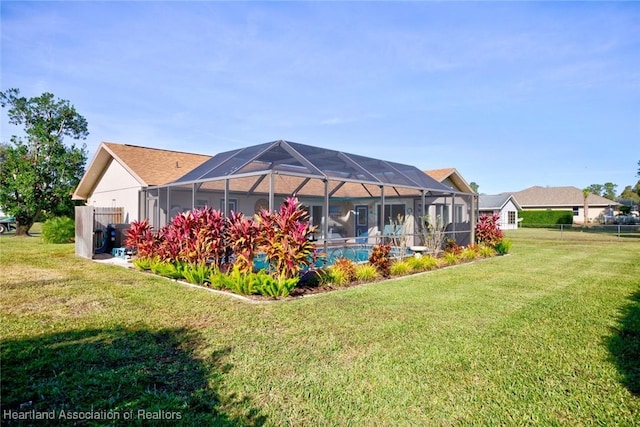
[160,208,227,266]
[256,273,299,298]
[460,246,479,261]
[132,257,153,271]
[479,244,496,258]
[369,244,391,278]
[255,197,317,280]
[494,238,512,255]
[406,254,438,272]
[443,252,459,265]
[181,263,212,285]
[444,239,462,255]
[326,266,351,287]
[42,216,75,244]
[390,260,412,276]
[354,264,379,282]
[226,210,260,274]
[475,213,504,247]
[150,260,185,280]
[124,219,156,259]
[332,258,356,283]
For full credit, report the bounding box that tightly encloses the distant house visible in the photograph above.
[72,142,211,223]
[478,194,522,230]
[509,186,619,225]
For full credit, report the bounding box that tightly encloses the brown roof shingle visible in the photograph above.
[509,186,618,208]
[103,142,211,186]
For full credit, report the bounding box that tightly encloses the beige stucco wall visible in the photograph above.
[86,160,142,223]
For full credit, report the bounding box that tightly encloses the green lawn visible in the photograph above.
[1,230,639,425]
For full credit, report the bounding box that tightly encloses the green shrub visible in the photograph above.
[520,210,573,227]
[150,260,184,280]
[479,244,496,258]
[354,264,379,282]
[443,252,459,265]
[460,246,478,261]
[332,258,356,283]
[255,273,299,298]
[181,263,212,285]
[327,266,351,286]
[495,239,512,255]
[132,257,153,271]
[390,260,412,276]
[41,216,75,244]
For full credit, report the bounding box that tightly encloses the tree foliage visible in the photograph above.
[0,88,88,235]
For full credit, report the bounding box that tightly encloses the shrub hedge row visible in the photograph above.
[520,210,573,227]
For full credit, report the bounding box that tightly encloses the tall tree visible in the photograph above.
[0,88,88,235]
[602,182,617,201]
[586,184,603,197]
[619,183,640,203]
[469,181,479,193]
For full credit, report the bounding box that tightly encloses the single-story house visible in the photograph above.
[74,141,477,252]
[72,142,211,223]
[509,186,619,225]
[478,194,522,230]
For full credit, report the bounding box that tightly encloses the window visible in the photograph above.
[508,211,516,224]
[573,206,580,216]
[196,199,209,209]
[435,204,450,223]
[454,205,464,223]
[377,204,406,226]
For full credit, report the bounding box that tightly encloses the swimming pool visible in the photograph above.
[253,244,408,270]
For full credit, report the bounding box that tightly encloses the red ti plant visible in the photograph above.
[475,213,504,247]
[124,219,156,259]
[369,243,391,278]
[153,208,227,266]
[255,197,317,279]
[225,210,260,273]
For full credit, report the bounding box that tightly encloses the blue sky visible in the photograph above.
[1,1,638,195]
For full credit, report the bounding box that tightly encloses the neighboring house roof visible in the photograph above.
[73,142,211,200]
[478,194,522,211]
[424,168,475,193]
[508,186,619,208]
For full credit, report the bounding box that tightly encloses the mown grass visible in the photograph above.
[1,230,639,425]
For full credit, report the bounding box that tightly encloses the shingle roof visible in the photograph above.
[424,168,475,193]
[104,142,211,186]
[73,142,211,200]
[508,186,618,208]
[478,194,521,211]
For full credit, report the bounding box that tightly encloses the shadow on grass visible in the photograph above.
[607,289,640,395]
[1,327,266,425]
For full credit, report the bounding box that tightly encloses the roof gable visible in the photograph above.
[73,142,211,200]
[424,168,475,193]
[478,194,522,211]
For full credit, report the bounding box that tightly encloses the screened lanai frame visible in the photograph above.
[143,140,476,254]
